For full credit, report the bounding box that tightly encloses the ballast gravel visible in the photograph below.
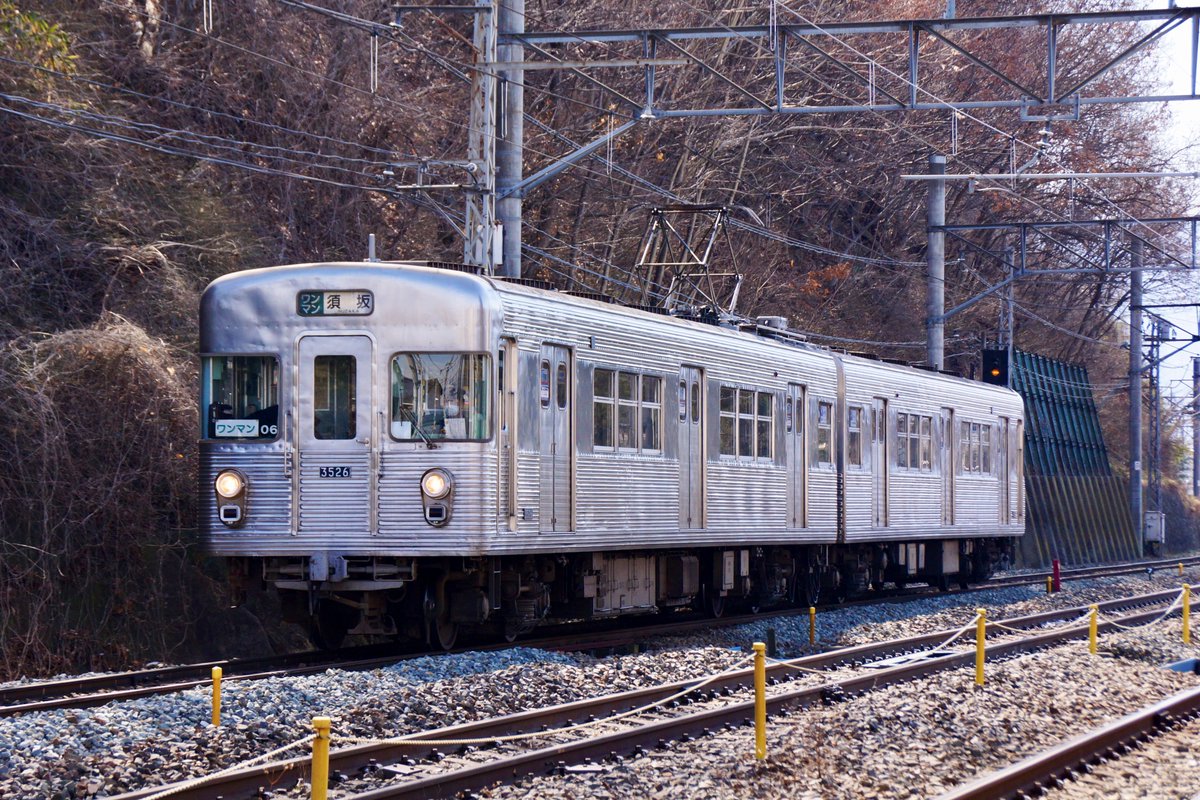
[2,569,1199,799]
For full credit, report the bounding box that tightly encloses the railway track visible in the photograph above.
[108,585,1198,800]
[937,682,1200,800]
[4,555,1195,719]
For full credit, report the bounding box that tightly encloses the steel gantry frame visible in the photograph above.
[506,7,1200,122]
[386,3,1200,275]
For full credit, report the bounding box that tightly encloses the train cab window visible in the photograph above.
[816,401,833,465]
[847,405,864,467]
[202,355,280,440]
[390,353,491,441]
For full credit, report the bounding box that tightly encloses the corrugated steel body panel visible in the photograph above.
[203,450,292,554]
[201,264,1027,561]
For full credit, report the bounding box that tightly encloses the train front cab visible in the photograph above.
[200,264,503,649]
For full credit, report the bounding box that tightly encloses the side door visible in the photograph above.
[872,397,888,528]
[296,335,374,534]
[941,407,955,527]
[678,366,705,529]
[539,344,573,532]
[998,417,1010,523]
[787,384,806,528]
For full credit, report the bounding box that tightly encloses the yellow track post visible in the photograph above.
[975,609,986,687]
[1184,585,1192,645]
[808,606,816,647]
[753,642,766,760]
[1088,604,1098,655]
[1045,575,1053,594]
[311,717,331,800]
[1180,563,1185,577]
[211,667,222,726]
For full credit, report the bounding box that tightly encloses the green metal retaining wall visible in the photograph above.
[1010,350,1137,566]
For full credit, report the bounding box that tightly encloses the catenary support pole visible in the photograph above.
[927,154,946,370]
[1193,356,1199,497]
[1130,237,1144,551]
[497,0,524,278]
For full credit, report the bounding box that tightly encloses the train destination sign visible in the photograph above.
[297,290,373,316]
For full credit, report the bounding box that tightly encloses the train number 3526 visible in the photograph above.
[318,466,352,478]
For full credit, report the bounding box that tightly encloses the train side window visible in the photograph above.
[314,355,356,440]
[847,405,863,467]
[690,382,700,424]
[617,371,637,449]
[719,386,737,455]
[678,381,688,421]
[755,391,772,459]
[816,401,832,465]
[641,376,661,451]
[981,425,992,473]
[556,363,568,409]
[919,415,932,470]
[897,413,909,468]
[539,361,551,408]
[960,421,971,472]
[593,369,615,448]
[737,389,754,458]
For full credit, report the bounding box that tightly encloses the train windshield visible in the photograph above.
[390,353,491,441]
[202,356,280,440]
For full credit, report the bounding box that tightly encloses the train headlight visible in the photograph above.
[421,468,452,499]
[420,468,454,527]
[215,469,246,499]
[214,469,247,528]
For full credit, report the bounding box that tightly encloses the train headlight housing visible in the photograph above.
[214,469,247,528]
[215,470,246,499]
[420,468,454,526]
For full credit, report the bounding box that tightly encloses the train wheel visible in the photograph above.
[309,601,353,651]
[424,585,458,651]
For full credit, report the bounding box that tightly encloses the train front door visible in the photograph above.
[786,384,807,528]
[678,366,705,529]
[539,344,572,532]
[296,335,374,534]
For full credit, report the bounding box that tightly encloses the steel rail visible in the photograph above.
[6,555,1197,717]
[108,588,1195,800]
[935,685,1200,800]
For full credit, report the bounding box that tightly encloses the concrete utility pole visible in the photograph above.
[463,4,498,271]
[1129,237,1143,547]
[496,0,524,278]
[926,154,946,370]
[1193,356,1199,497]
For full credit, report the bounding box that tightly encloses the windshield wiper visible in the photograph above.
[403,407,438,450]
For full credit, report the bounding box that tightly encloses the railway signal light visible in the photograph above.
[982,349,1009,387]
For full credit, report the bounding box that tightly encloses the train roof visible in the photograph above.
[201,260,1019,402]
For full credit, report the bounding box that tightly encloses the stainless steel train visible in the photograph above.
[200,261,1025,648]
